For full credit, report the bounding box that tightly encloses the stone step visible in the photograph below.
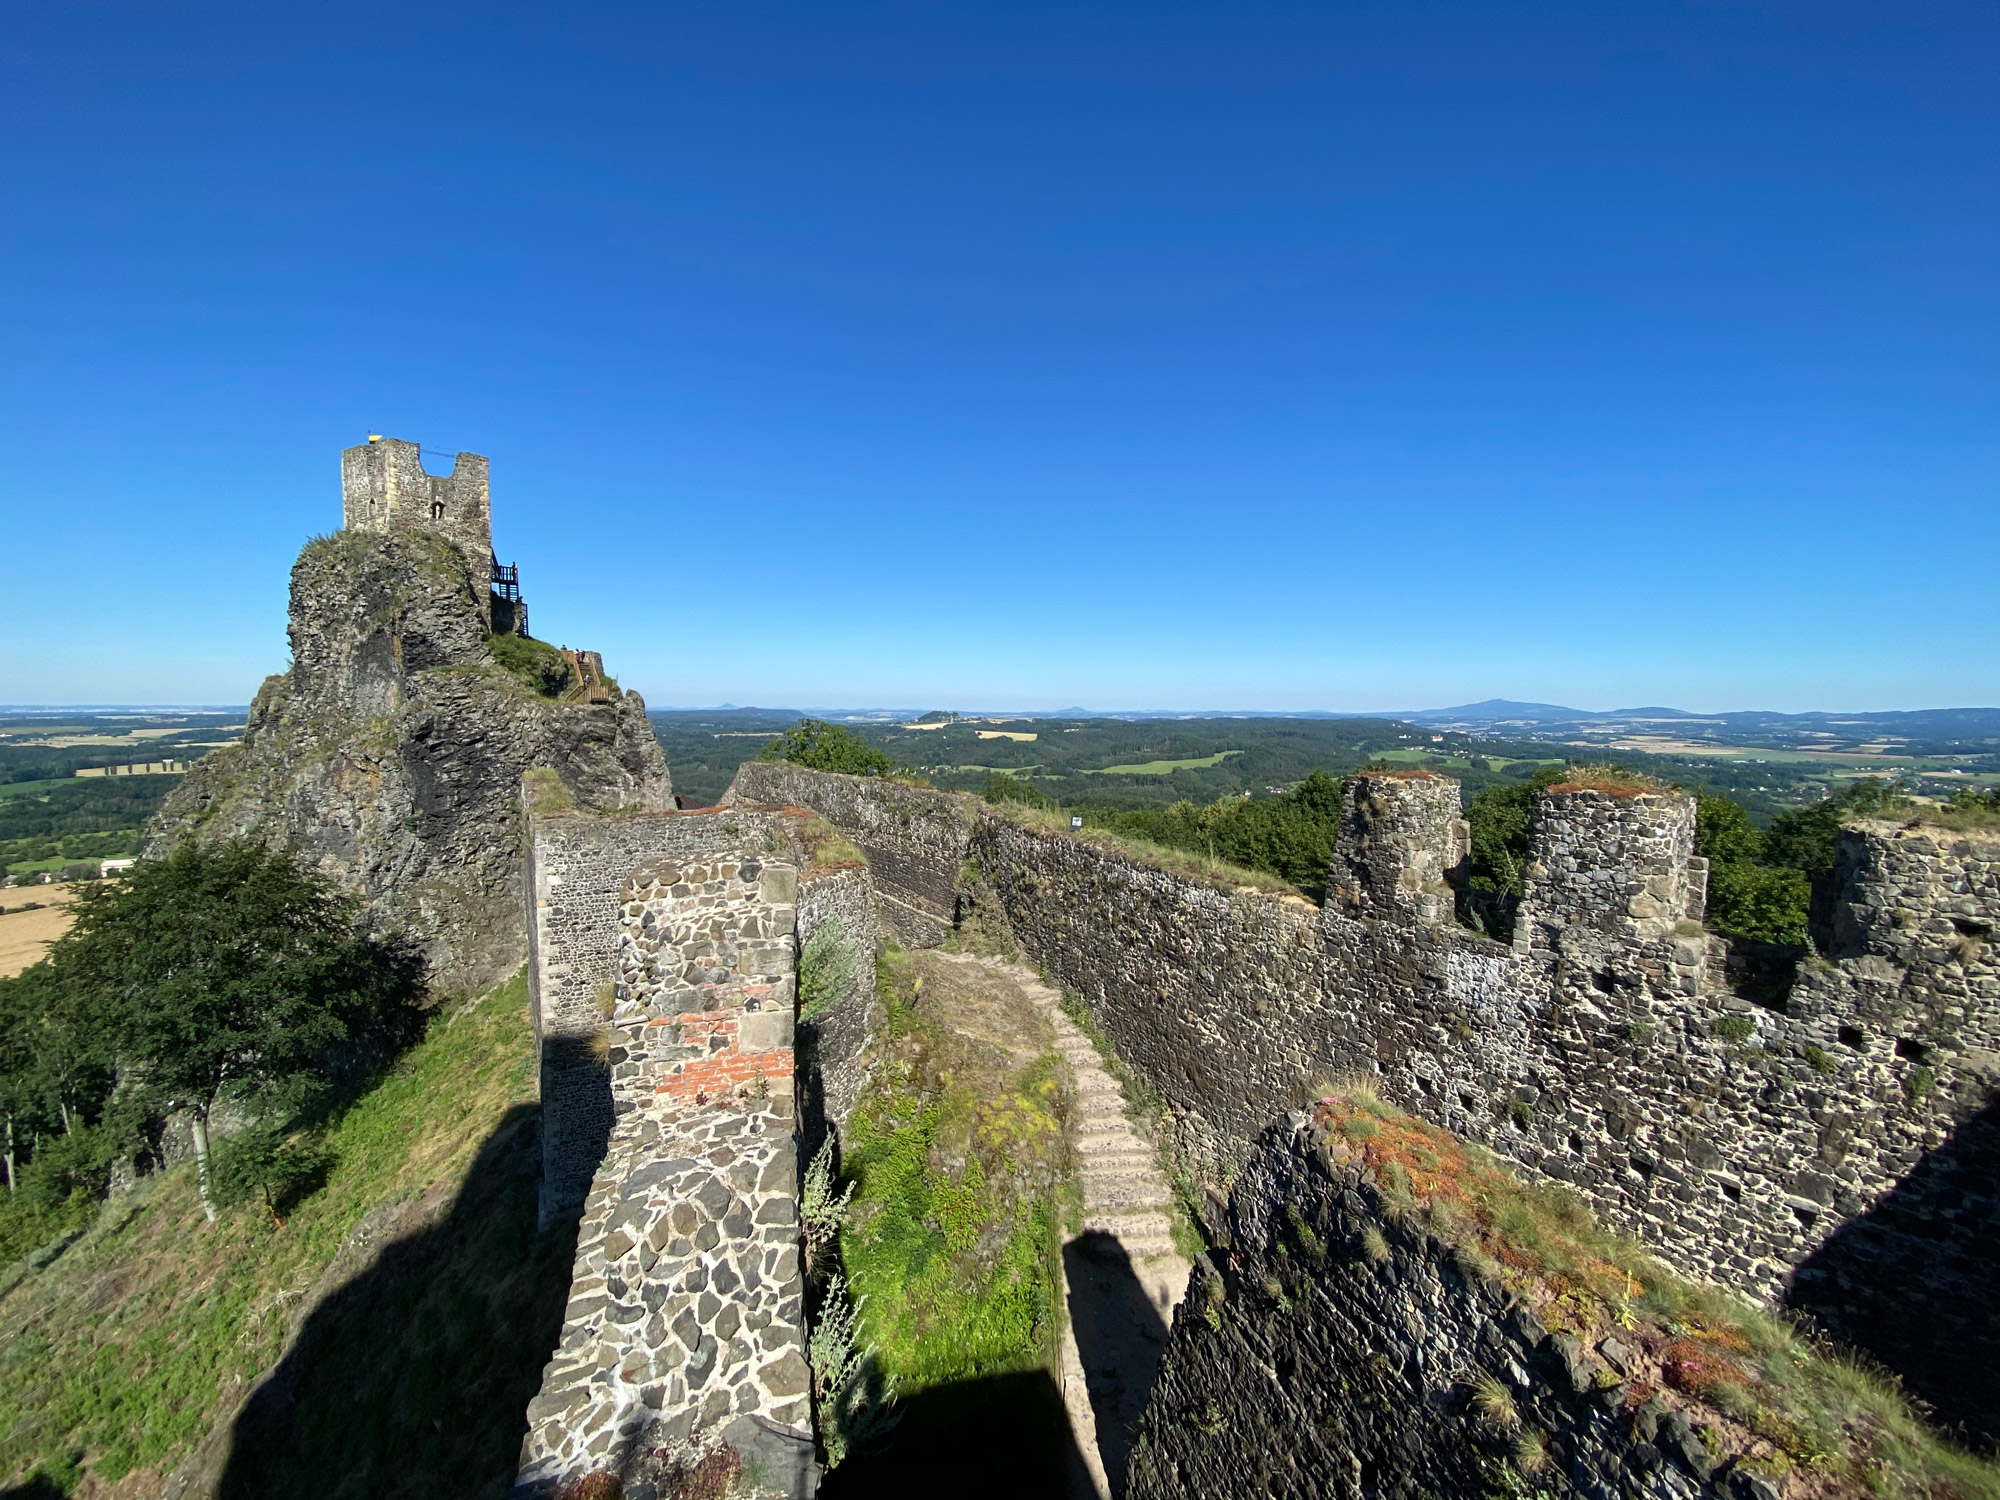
[1078,1157,1170,1184]
[1083,1185,1175,1215]
[1078,1224,1181,1261]
[1077,1148,1163,1174]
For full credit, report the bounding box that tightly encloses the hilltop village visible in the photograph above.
[0,442,1994,1500]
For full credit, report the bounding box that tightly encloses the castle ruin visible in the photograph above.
[150,438,669,993]
[512,755,2000,1495]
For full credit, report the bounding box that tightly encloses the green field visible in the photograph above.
[0,780,70,800]
[1084,751,1242,775]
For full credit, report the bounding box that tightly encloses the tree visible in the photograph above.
[758,719,900,778]
[54,841,407,1221]
[1694,794,1764,866]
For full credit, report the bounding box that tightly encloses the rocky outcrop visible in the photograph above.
[1127,1102,1899,1500]
[148,527,671,994]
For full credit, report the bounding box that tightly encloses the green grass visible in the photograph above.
[1084,751,1242,775]
[486,633,576,699]
[839,951,1068,1392]
[0,970,559,1496]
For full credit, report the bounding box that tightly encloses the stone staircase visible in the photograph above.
[936,952,1191,1498]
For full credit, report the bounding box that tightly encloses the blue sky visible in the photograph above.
[2,2,1995,712]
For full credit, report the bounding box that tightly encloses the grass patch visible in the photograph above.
[487,634,576,699]
[1311,1087,2000,1500]
[796,814,866,871]
[838,950,1069,1392]
[0,971,557,1495]
[1546,765,1663,798]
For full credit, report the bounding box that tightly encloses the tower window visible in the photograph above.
[431,499,446,521]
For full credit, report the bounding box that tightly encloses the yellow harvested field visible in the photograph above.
[976,730,1037,741]
[0,886,77,977]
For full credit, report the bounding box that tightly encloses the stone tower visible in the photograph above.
[341,436,494,585]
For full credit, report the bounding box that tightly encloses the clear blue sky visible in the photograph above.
[2,3,1994,712]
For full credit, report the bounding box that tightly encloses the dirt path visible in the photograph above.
[0,886,78,977]
[933,952,1191,1499]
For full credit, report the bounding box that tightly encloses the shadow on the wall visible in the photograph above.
[818,1367,1087,1500]
[538,1032,615,1223]
[1064,1231,1173,1495]
[216,1104,581,1500]
[1787,1094,2000,1452]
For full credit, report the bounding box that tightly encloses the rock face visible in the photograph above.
[1127,1115,1730,1500]
[148,524,671,994]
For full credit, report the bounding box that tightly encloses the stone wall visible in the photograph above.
[341,436,495,602]
[513,1094,812,1500]
[1327,768,1468,926]
[516,834,816,1498]
[1784,819,2000,1443]
[526,798,799,1223]
[970,813,1329,1174]
[725,762,971,946]
[712,765,2000,1366]
[1126,1114,1739,1500]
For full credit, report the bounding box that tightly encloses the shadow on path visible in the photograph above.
[1788,1095,2000,1451]
[1065,1230,1172,1496]
[216,1104,581,1500]
[818,1369,1087,1500]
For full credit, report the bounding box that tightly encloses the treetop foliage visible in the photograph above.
[759,719,902,779]
[55,840,412,1118]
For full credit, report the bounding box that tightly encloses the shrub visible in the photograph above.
[980,774,1053,810]
[1697,791,1810,944]
[1713,1015,1757,1045]
[1093,771,1347,900]
[758,719,900,778]
[799,1136,854,1277]
[799,920,860,1023]
[1706,861,1811,946]
[807,1272,899,1467]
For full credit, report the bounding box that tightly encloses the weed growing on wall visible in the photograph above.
[798,919,859,1024]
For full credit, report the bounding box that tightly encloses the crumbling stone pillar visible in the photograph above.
[1326,770,1469,927]
[1514,782,1707,1000]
